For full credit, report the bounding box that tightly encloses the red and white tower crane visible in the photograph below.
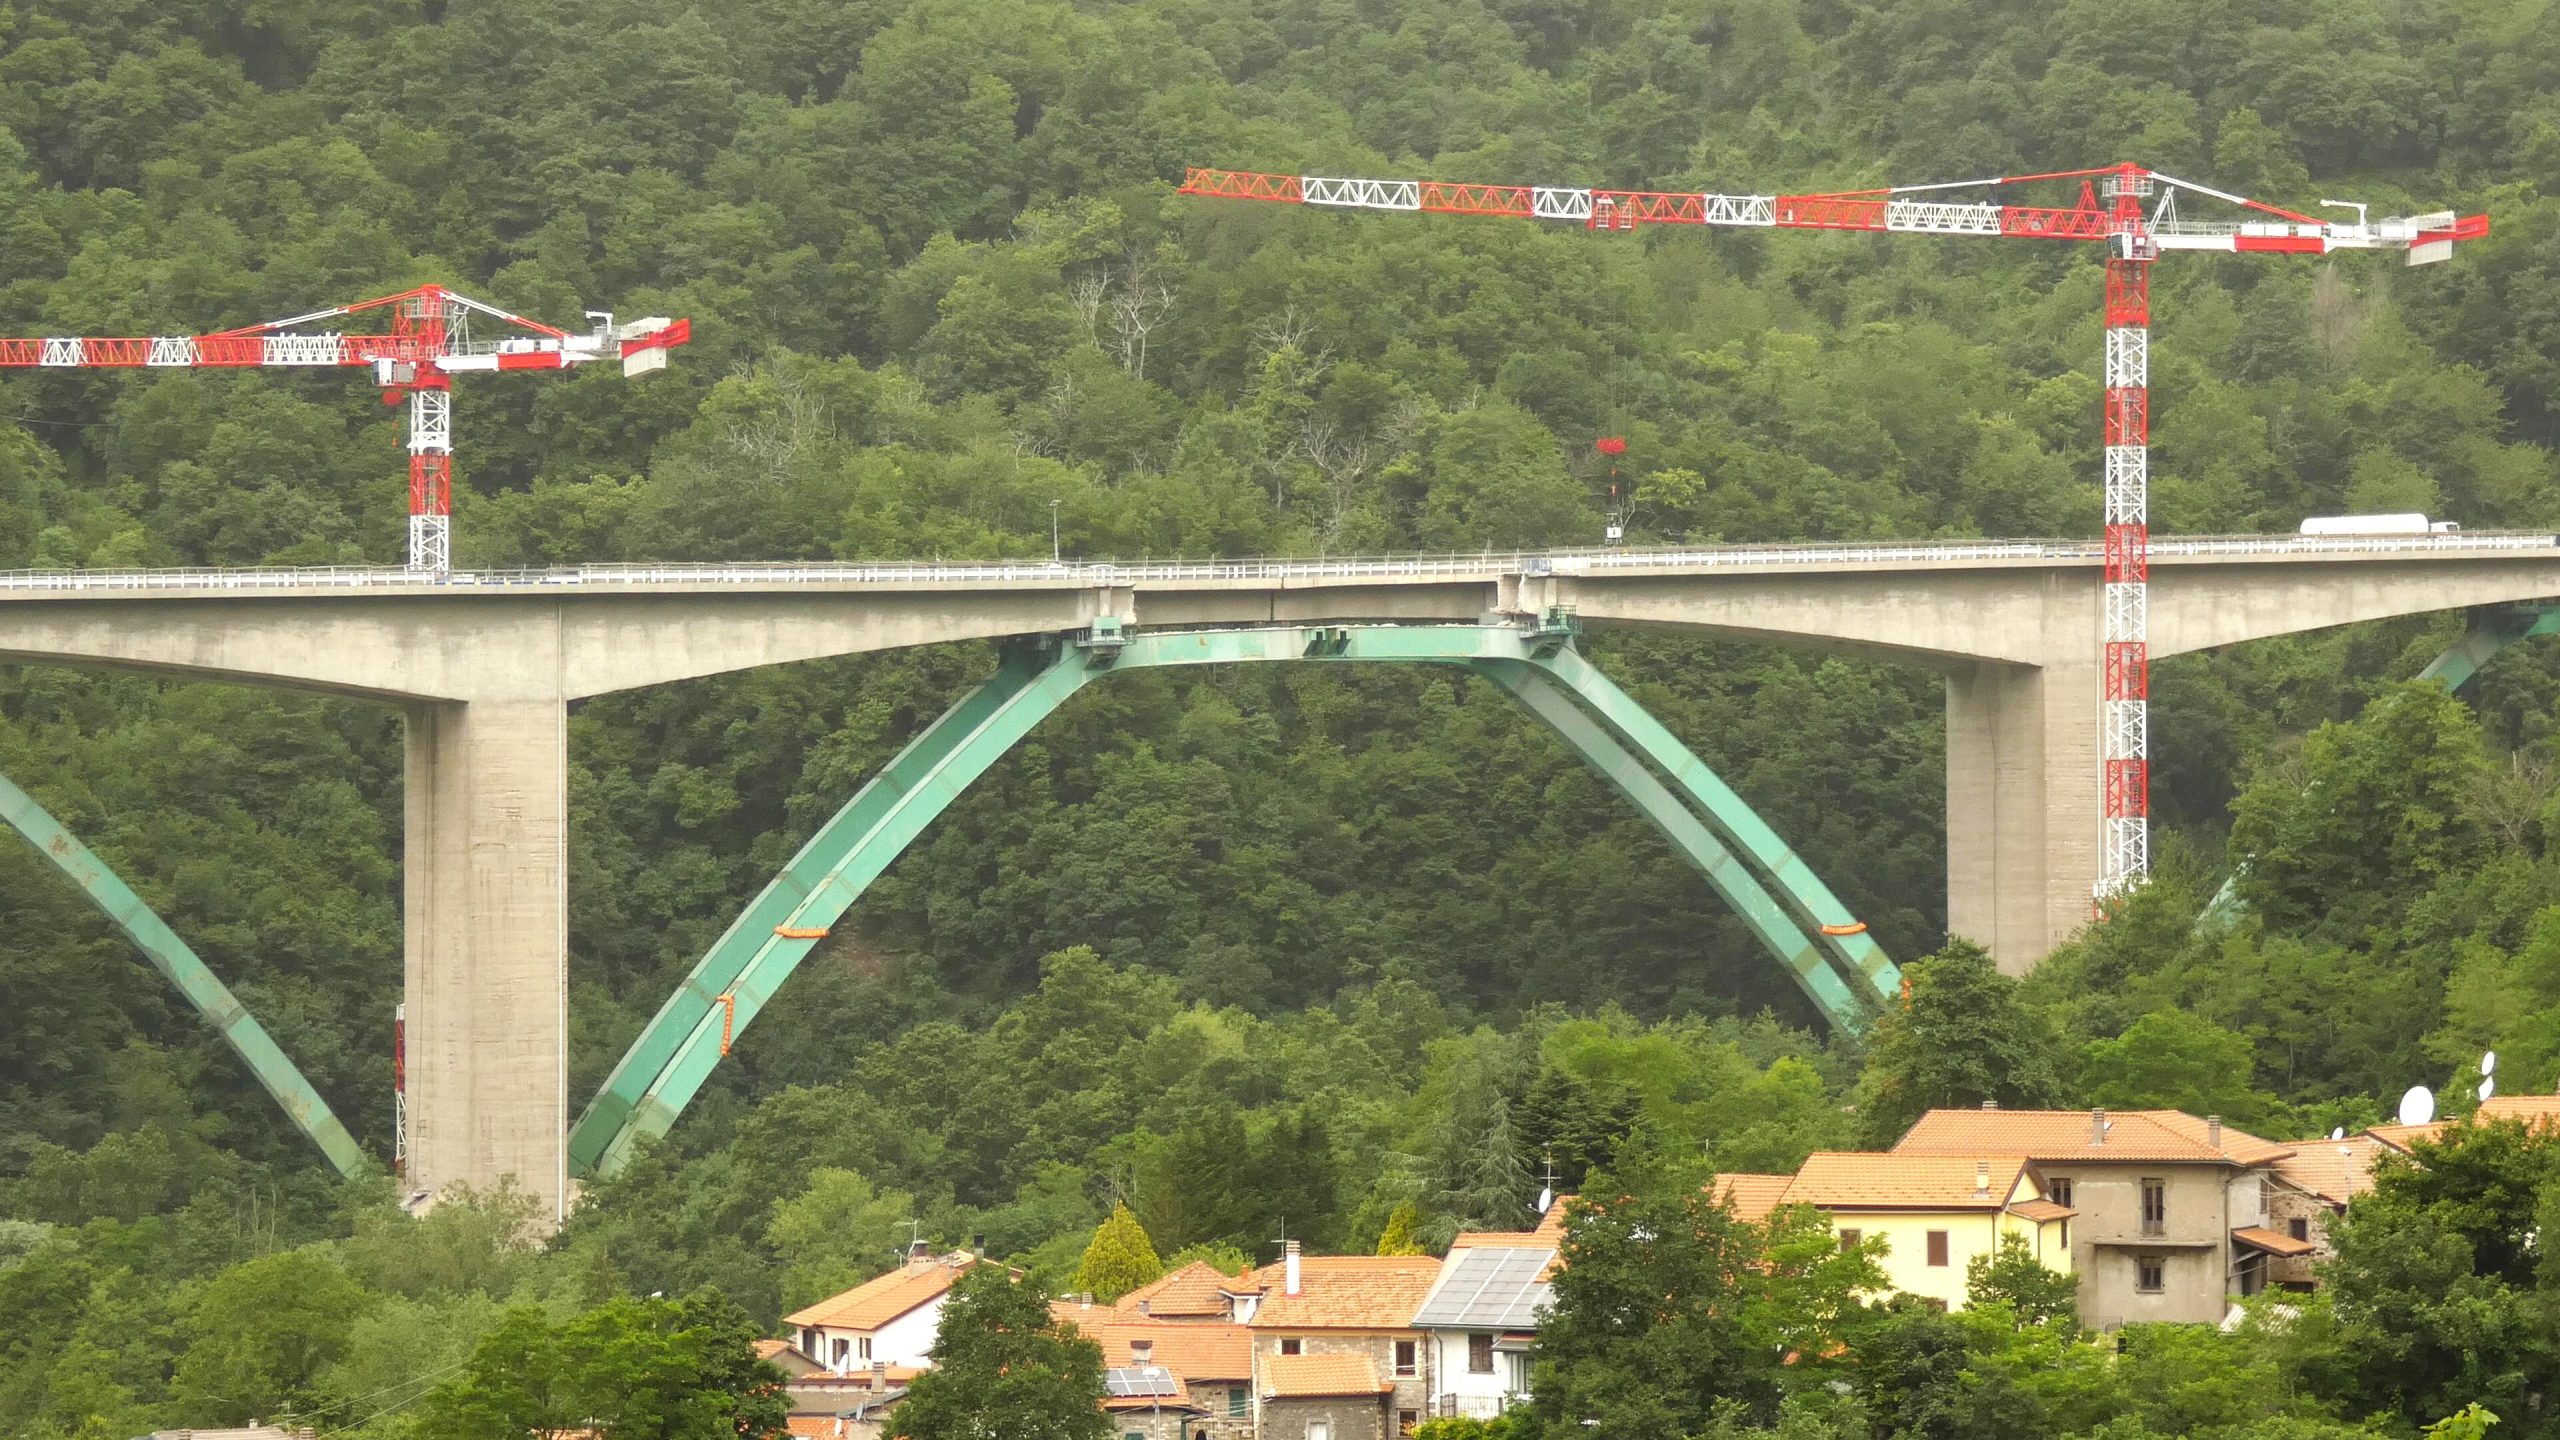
[1182,162,2488,901]
[0,284,692,575]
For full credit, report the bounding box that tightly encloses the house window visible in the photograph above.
[1399,1410,1419,1435]
[2137,1255,2165,1293]
[1394,1339,1417,1376]
[1838,1227,1861,1251]
[1926,1230,1950,1267]
[858,1336,872,1361]
[799,1327,819,1356]
[1469,1333,1495,1374]
[831,1337,849,1369]
[2140,1178,2167,1236]
[1279,1337,1302,1356]
[1507,1351,1533,1395]
[1229,1386,1248,1418]
[1309,1422,1331,1440]
[2239,1253,2266,1297]
[2046,1177,2073,1208]
[2290,1216,2310,1242]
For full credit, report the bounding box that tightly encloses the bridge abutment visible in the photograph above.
[402,695,570,1220]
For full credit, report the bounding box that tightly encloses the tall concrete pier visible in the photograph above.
[2,535,2554,1209]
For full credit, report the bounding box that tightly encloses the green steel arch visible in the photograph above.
[0,773,367,1177]
[571,620,1899,1177]
[2421,603,2560,691]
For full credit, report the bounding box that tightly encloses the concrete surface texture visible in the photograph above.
[3,541,2556,1212]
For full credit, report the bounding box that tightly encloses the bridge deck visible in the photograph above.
[0,532,2549,598]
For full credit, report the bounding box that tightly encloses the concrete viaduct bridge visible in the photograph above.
[4,530,2558,1218]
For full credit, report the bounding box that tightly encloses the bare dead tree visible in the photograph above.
[1067,271,1110,349]
[1108,246,1180,379]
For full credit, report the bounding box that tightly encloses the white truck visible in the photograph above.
[2298,513,2461,535]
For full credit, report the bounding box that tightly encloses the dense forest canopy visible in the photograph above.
[5,0,2560,1432]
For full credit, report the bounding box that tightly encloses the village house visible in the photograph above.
[783,1243,983,1373]
[1891,1107,2299,1328]
[1714,1153,2074,1313]
[1409,1201,1566,1419]
[1248,1242,1446,1439]
[1054,1265,1258,1440]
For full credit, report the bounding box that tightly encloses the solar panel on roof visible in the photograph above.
[1411,1247,1554,1330]
[1103,1366,1181,1397]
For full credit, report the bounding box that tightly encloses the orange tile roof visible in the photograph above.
[2272,1134,2390,1203]
[1894,1109,2248,1163]
[1263,1352,1392,1398]
[1051,1307,1253,1380]
[2367,1121,2440,1152]
[1784,1153,2033,1210]
[1711,1173,1797,1224]
[784,1256,976,1330]
[1247,1256,1444,1331]
[2477,1095,2560,1126]
[2133,1110,2294,1165]
[2008,1198,2076,1223]
[1119,1260,1246,1318]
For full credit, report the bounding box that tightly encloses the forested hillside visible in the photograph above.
[4,0,2560,1432]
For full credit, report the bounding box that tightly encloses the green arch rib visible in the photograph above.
[2420,603,2560,692]
[0,773,367,1177]
[571,623,1897,1176]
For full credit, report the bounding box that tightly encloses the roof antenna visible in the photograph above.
[1536,1149,1558,1216]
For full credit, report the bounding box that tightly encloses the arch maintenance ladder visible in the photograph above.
[571,619,1899,1176]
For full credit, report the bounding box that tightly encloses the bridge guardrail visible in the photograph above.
[0,533,2549,593]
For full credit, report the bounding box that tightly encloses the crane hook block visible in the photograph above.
[774,926,829,940]
[1819,921,1868,936]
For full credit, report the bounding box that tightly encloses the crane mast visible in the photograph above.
[0,284,692,576]
[1181,162,2488,904]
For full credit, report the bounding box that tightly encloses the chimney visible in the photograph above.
[2091,1108,2107,1144]
[971,1233,986,1261]
[1132,1338,1154,1364]
[907,1237,932,1268]
[1284,1240,1303,1297]
[1974,1160,1991,1199]
[2207,1114,2223,1150]
[870,1360,887,1389]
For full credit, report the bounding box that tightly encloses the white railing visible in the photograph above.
[0,533,2548,595]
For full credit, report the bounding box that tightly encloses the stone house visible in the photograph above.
[1248,1243,1446,1439]
[1892,1107,2297,1328]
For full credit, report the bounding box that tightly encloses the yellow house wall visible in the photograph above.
[1822,1179,2073,1312]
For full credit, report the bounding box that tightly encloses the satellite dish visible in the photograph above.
[2329,1126,2347,1140]
[2480,1077,2498,1103]
[2483,1050,2499,1077]
[1536,1186,1555,1214]
[2398,1085,2438,1127]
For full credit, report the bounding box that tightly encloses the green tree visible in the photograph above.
[415,1292,785,1440]
[1964,1233,2078,1330]
[1529,1143,1777,1437]
[1375,1202,1429,1256]
[169,1250,370,1424]
[899,1264,1108,1440]
[767,1168,918,1309]
[2231,683,2490,941]
[2076,1011,2275,1129]
[1854,941,2066,1147]
[1073,1203,1165,1303]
